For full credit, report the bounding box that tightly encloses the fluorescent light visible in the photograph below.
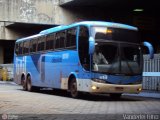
[133,9,144,12]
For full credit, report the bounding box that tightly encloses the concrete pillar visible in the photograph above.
[0,21,25,40]
[0,0,84,25]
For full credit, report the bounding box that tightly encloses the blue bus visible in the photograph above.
[14,21,154,98]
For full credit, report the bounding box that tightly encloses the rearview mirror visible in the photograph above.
[143,41,154,59]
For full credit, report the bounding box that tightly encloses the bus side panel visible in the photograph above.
[26,54,46,87]
[14,56,26,85]
[43,50,79,90]
[60,51,79,90]
[15,50,80,89]
[44,52,55,88]
[14,55,19,84]
[77,67,92,92]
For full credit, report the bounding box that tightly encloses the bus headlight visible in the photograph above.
[92,86,97,90]
[137,87,142,92]
[92,79,106,83]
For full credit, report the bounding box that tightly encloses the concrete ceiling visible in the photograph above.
[5,22,56,36]
[60,0,159,11]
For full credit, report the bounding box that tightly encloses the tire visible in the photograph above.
[26,76,33,92]
[22,76,27,91]
[110,93,122,99]
[70,78,79,98]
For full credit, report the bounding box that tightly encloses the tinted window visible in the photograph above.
[94,27,139,43]
[46,33,54,50]
[30,39,37,53]
[66,28,76,49]
[23,41,30,54]
[15,43,19,55]
[37,36,45,51]
[19,42,23,54]
[55,31,66,49]
[92,42,142,75]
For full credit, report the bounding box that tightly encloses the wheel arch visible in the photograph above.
[26,72,32,83]
[26,72,31,78]
[20,72,26,85]
[68,73,77,91]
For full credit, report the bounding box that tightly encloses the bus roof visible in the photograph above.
[16,21,138,42]
[40,21,137,34]
[16,34,41,43]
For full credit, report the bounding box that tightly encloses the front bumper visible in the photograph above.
[90,81,142,94]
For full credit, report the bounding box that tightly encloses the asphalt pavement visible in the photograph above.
[1,81,160,99]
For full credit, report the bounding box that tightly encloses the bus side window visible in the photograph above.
[23,41,30,54]
[78,26,90,71]
[30,40,32,53]
[55,31,66,49]
[19,42,23,55]
[15,43,19,55]
[46,33,54,50]
[37,36,45,51]
[30,39,37,53]
[66,28,76,49]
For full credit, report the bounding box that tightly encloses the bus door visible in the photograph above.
[52,54,62,89]
[78,26,90,90]
[39,54,55,87]
[39,55,45,82]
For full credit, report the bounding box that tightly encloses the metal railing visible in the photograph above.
[143,54,160,91]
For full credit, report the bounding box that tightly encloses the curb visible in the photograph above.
[0,81,17,85]
[124,92,160,99]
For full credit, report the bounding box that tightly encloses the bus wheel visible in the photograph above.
[70,78,79,98]
[110,93,122,99]
[26,76,33,92]
[22,76,27,91]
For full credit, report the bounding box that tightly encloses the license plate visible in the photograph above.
[115,87,124,91]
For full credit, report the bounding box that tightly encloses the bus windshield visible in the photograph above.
[92,27,143,75]
[92,42,143,75]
